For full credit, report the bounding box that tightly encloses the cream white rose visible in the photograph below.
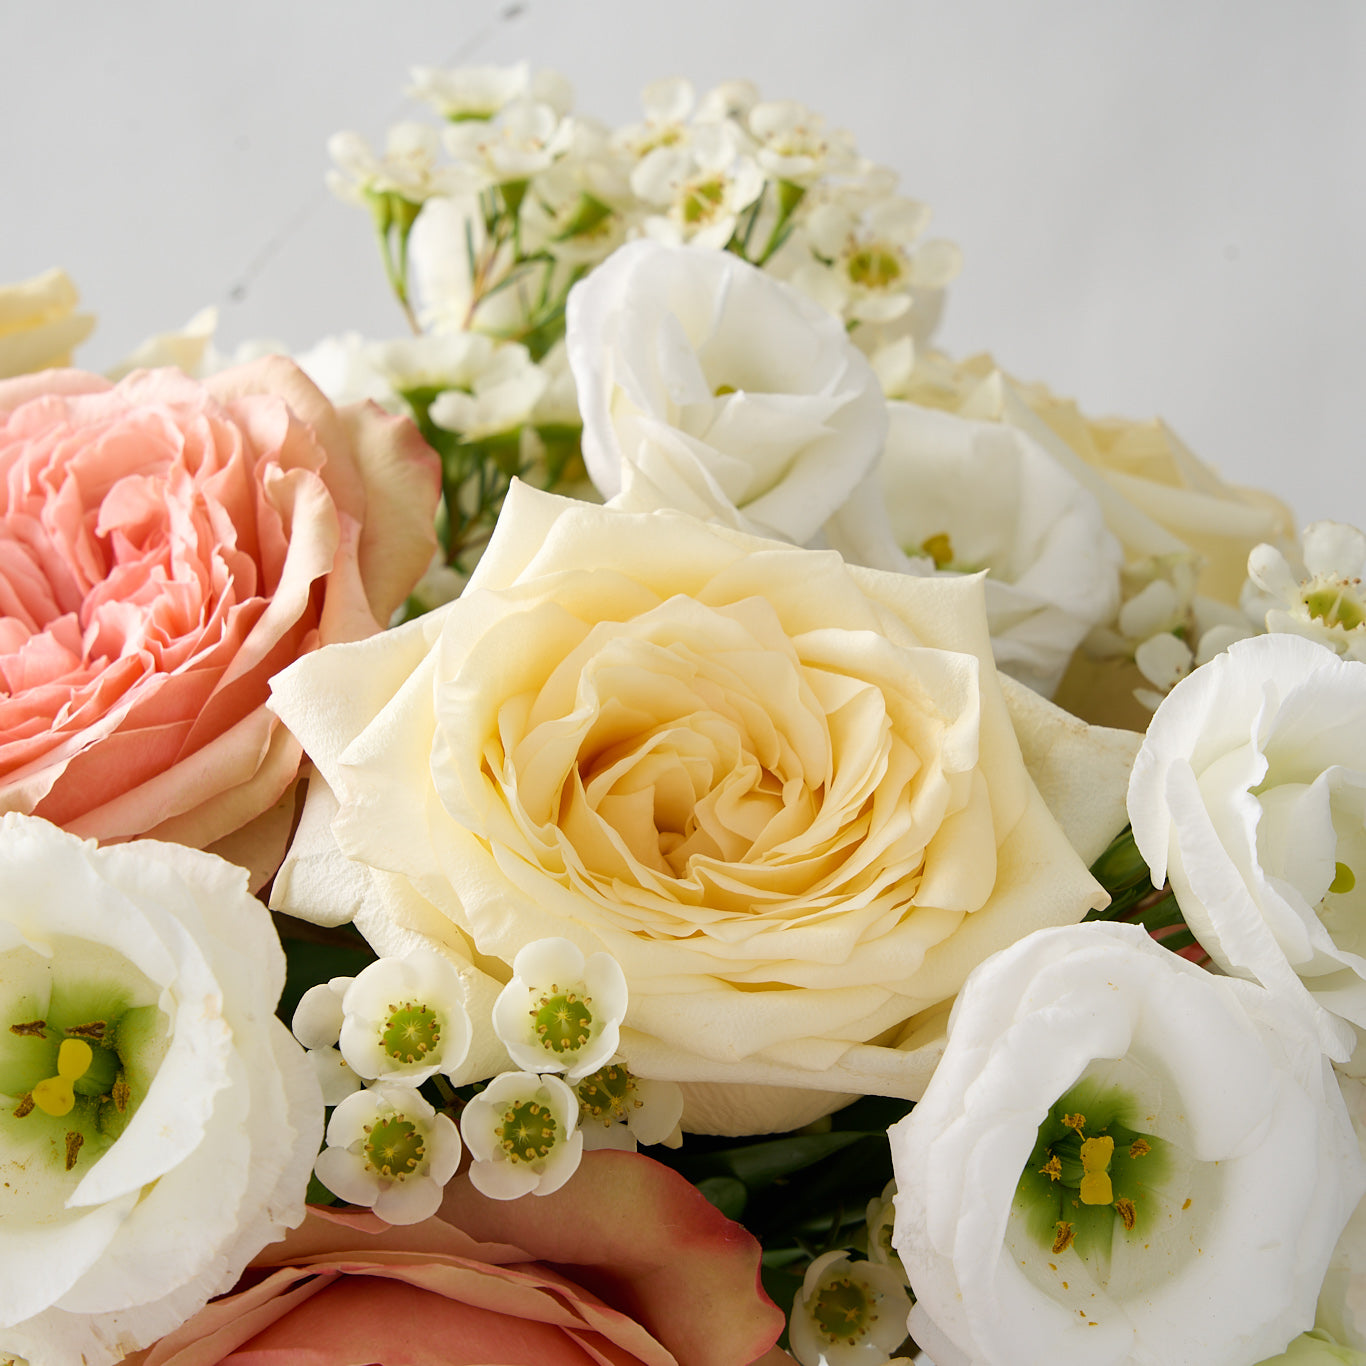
[1129,632,1366,1062]
[565,239,889,546]
[0,268,95,379]
[825,400,1123,697]
[0,814,321,1366]
[269,482,1138,1133]
[890,922,1366,1366]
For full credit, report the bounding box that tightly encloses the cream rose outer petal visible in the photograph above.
[268,483,1138,1134]
[889,922,1365,1366]
[1128,632,1366,1062]
[0,813,321,1366]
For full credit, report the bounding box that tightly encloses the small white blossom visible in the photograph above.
[630,123,764,250]
[1244,521,1366,662]
[292,976,363,1105]
[460,1071,584,1199]
[326,122,461,206]
[573,1062,684,1151]
[426,337,548,440]
[613,76,698,158]
[788,1250,912,1366]
[746,99,860,185]
[491,937,627,1081]
[314,1084,461,1225]
[407,61,530,121]
[442,98,573,187]
[338,948,473,1086]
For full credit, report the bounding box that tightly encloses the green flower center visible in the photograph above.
[363,1114,426,1178]
[498,1098,558,1163]
[576,1062,637,1126]
[381,1000,442,1064]
[682,178,726,225]
[1014,1080,1170,1266]
[847,245,903,289]
[1303,579,1366,631]
[811,1275,874,1345]
[530,987,593,1056]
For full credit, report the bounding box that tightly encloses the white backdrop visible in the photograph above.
[4,0,1363,526]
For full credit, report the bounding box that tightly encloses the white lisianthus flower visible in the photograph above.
[314,1083,461,1226]
[0,814,321,1366]
[460,1071,584,1199]
[825,401,1123,698]
[1243,521,1366,663]
[566,239,888,546]
[491,938,627,1082]
[1319,1075,1366,1353]
[1128,632,1366,1061]
[788,1250,912,1366]
[889,921,1365,1366]
[338,948,474,1087]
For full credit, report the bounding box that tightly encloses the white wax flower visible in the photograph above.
[745,99,860,184]
[460,1071,584,1199]
[326,123,462,206]
[490,938,627,1082]
[291,976,362,1105]
[0,814,321,1366]
[1129,632,1366,1061]
[314,1083,461,1226]
[1243,521,1366,663]
[442,98,573,187]
[788,1250,912,1366]
[566,239,888,547]
[889,921,1365,1366]
[630,123,764,250]
[573,1062,684,1151]
[425,337,549,441]
[338,948,474,1087]
[825,401,1123,698]
[406,61,531,120]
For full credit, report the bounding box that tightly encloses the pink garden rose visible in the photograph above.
[0,359,439,877]
[124,1150,789,1366]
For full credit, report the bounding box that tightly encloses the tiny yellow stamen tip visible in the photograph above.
[1129,1139,1151,1159]
[1040,1154,1062,1182]
[1061,1113,1086,1133]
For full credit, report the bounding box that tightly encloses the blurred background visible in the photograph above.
[4,0,1362,524]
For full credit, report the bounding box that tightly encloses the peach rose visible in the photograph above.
[0,358,439,879]
[124,1151,788,1366]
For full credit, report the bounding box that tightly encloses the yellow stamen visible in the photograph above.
[1061,1113,1086,1134]
[1039,1153,1062,1182]
[31,1038,94,1118]
[1052,1221,1075,1254]
[1115,1197,1137,1231]
[1129,1138,1151,1159]
[1079,1134,1115,1205]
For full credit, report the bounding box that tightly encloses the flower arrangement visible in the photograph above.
[2,60,1364,1366]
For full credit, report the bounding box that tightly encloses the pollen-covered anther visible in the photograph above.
[9,1020,47,1037]
[64,1131,84,1171]
[1129,1138,1151,1159]
[1115,1196,1137,1231]
[1040,1153,1062,1182]
[1053,1221,1076,1254]
[1062,1113,1086,1134]
[14,1092,35,1118]
[67,1021,107,1041]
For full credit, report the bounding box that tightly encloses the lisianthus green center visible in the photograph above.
[1014,1078,1170,1270]
[2,938,168,1180]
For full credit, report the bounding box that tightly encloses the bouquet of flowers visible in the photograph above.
[2,62,1363,1366]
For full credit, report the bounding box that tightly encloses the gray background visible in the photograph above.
[4,0,1362,527]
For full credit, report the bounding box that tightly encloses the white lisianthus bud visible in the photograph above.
[1129,632,1366,1061]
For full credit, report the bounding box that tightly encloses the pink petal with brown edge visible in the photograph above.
[441,1150,786,1366]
